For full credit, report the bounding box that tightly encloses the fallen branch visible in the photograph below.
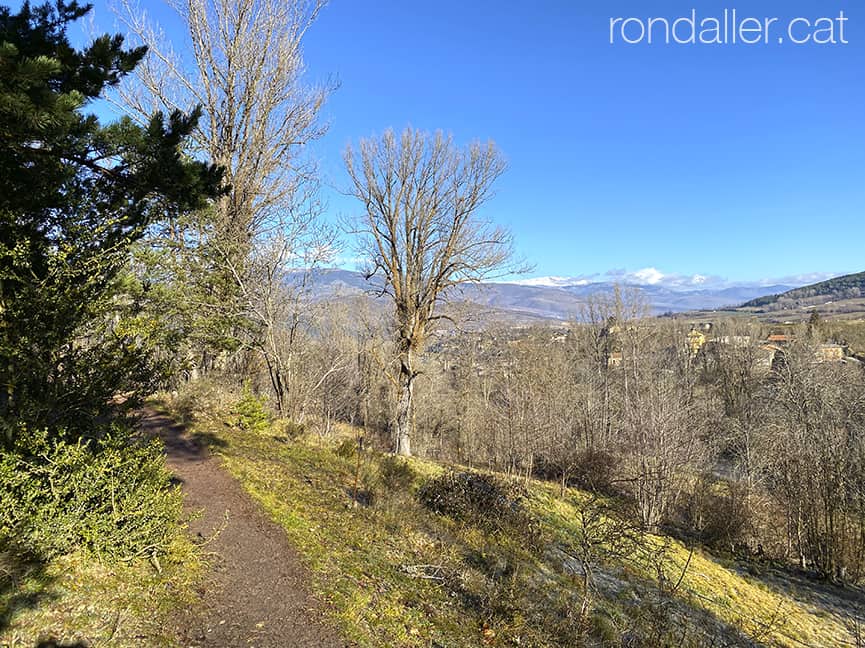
[399,564,449,581]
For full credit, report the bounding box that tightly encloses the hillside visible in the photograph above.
[160,392,865,648]
[741,271,865,311]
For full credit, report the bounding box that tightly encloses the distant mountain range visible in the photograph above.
[507,268,841,292]
[292,268,820,321]
[468,281,798,318]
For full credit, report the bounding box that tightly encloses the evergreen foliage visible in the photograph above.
[0,426,183,560]
[0,1,223,444]
[743,271,865,309]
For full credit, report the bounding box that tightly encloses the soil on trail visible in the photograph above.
[138,409,346,648]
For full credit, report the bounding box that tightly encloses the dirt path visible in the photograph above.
[138,410,346,648]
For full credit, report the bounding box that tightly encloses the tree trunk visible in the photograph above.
[395,354,415,456]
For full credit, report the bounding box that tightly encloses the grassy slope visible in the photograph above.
[742,272,865,309]
[0,537,200,646]
[186,405,861,648]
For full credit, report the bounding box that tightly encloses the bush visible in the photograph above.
[677,476,751,553]
[0,427,183,561]
[417,471,538,541]
[533,448,620,494]
[569,448,620,494]
[233,385,271,434]
[378,455,416,492]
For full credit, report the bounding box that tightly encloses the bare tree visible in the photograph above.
[344,128,518,456]
[760,336,865,581]
[113,0,333,244]
[111,0,335,378]
[227,230,346,418]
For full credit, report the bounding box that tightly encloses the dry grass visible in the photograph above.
[531,484,860,647]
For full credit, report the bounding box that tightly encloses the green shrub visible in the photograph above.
[0,427,183,561]
[233,385,271,434]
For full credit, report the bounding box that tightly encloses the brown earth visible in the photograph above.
[138,410,347,648]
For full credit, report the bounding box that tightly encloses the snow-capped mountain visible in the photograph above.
[503,267,841,293]
[288,267,846,321]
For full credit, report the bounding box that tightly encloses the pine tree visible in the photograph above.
[0,1,223,444]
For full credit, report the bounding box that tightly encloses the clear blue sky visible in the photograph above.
[29,0,865,282]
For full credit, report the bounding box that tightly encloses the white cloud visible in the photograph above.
[630,267,665,285]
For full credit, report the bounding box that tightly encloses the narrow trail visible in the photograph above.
[138,409,346,648]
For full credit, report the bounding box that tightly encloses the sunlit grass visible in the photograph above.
[531,487,855,647]
[178,396,860,648]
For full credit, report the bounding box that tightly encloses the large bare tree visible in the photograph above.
[114,0,332,246]
[112,0,335,379]
[344,128,518,456]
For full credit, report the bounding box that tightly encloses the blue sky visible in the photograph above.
[30,0,865,284]
[300,1,864,284]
